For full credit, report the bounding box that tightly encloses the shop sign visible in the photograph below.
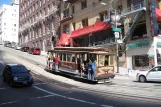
[112,27,122,32]
[128,41,150,49]
[157,42,161,47]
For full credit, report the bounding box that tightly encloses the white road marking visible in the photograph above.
[33,83,48,86]
[29,94,54,99]
[33,86,66,98]
[101,105,114,107]
[33,86,114,106]
[0,87,9,90]
[0,100,20,106]
[68,97,96,105]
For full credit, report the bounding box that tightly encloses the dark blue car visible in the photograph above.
[2,64,33,87]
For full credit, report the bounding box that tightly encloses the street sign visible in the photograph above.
[115,32,119,39]
[112,27,122,32]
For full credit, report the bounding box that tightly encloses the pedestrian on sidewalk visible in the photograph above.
[46,52,50,68]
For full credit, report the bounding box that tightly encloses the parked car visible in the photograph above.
[11,44,16,48]
[14,45,21,50]
[4,42,11,47]
[2,64,33,87]
[20,46,29,52]
[28,48,41,55]
[136,66,161,82]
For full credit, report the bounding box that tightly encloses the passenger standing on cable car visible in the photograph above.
[91,58,97,81]
[55,54,59,72]
[88,59,93,80]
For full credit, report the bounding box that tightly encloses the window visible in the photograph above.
[48,5,50,13]
[44,8,46,15]
[63,24,70,33]
[11,66,28,73]
[67,54,71,62]
[82,18,88,27]
[63,9,69,18]
[36,1,38,10]
[100,11,108,21]
[72,22,75,31]
[40,0,42,7]
[60,54,62,61]
[151,66,161,72]
[14,24,16,27]
[63,54,66,61]
[131,24,147,40]
[81,0,87,9]
[72,6,75,14]
[110,55,114,65]
[117,5,122,14]
[133,55,149,69]
[44,0,46,4]
[99,55,104,66]
[105,55,109,66]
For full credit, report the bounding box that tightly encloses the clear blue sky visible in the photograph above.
[0,0,10,6]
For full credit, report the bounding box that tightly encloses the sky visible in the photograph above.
[0,0,10,6]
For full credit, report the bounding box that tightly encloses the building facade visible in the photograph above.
[59,0,161,71]
[19,0,60,54]
[0,3,19,44]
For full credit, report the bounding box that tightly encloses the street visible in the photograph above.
[0,46,161,107]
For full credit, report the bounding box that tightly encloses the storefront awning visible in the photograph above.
[70,22,111,38]
[56,33,70,46]
[56,33,80,47]
[156,8,161,21]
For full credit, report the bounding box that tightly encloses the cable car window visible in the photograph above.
[67,54,71,62]
[110,55,114,65]
[99,55,104,66]
[63,54,66,61]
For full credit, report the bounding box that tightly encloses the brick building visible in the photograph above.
[19,0,60,54]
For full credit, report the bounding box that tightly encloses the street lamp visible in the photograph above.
[111,11,120,73]
[101,0,120,73]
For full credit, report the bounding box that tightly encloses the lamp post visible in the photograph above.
[111,10,120,73]
[101,0,120,73]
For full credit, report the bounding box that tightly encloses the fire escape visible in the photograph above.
[121,2,146,43]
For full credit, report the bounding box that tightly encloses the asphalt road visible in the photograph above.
[0,46,161,107]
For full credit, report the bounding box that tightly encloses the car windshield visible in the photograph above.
[11,66,28,73]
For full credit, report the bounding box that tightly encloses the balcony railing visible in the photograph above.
[89,38,115,47]
[121,1,145,16]
[60,14,73,23]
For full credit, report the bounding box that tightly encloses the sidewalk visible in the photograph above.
[114,67,138,77]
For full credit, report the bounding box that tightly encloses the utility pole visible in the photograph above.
[100,0,120,73]
[109,0,120,73]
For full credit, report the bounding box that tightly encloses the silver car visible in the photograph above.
[136,66,161,82]
[15,45,21,50]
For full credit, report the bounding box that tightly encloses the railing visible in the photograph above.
[121,1,145,15]
[89,38,115,46]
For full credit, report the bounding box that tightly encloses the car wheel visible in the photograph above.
[139,76,146,83]
[28,83,33,87]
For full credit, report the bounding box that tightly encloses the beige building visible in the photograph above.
[58,0,161,71]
